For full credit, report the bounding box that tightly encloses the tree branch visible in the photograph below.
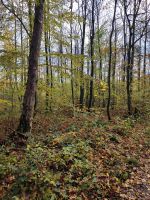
[1,0,31,38]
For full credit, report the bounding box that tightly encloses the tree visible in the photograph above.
[79,0,87,109]
[17,0,45,135]
[123,0,149,114]
[0,0,150,118]
[107,0,118,120]
[143,0,148,95]
[70,0,75,106]
[88,0,95,111]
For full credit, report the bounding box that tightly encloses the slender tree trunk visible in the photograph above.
[96,1,102,107]
[79,0,87,109]
[44,30,49,112]
[20,13,25,105]
[88,0,95,111]
[107,0,117,120]
[48,31,53,111]
[143,0,148,95]
[17,0,45,134]
[125,0,141,115]
[20,19,24,86]
[138,36,142,92]
[86,60,90,107]
[70,0,74,106]
[126,32,132,115]
[112,20,117,109]
[122,5,127,82]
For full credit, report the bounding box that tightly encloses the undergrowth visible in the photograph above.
[0,113,149,199]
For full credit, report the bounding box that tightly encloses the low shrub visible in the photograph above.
[0,135,100,199]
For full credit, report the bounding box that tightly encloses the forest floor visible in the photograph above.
[0,109,150,200]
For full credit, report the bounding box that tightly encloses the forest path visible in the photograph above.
[91,120,150,200]
[112,122,150,200]
[119,147,150,200]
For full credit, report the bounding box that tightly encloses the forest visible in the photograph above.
[0,0,150,199]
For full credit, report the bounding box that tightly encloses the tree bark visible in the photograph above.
[44,30,50,112]
[88,0,95,111]
[70,0,75,106]
[112,20,117,109]
[124,0,141,115]
[107,0,117,120]
[138,36,141,92]
[17,0,45,134]
[143,0,148,95]
[79,0,87,109]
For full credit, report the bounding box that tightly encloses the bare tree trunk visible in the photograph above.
[79,0,87,109]
[138,36,142,92]
[124,0,142,115]
[20,13,25,105]
[126,31,132,115]
[70,0,75,106]
[88,0,95,111]
[122,4,127,82]
[112,20,117,109]
[44,30,49,112]
[48,31,53,111]
[107,0,117,120]
[17,0,45,134]
[143,0,148,96]
[96,0,102,107]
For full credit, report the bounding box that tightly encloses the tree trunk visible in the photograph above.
[107,0,117,120]
[126,32,132,115]
[44,30,50,112]
[88,0,95,111]
[96,0,102,107]
[122,4,127,82]
[138,36,141,92]
[112,20,117,110]
[70,0,75,106]
[48,31,53,111]
[17,0,45,134]
[79,0,87,109]
[27,0,33,35]
[143,0,148,95]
